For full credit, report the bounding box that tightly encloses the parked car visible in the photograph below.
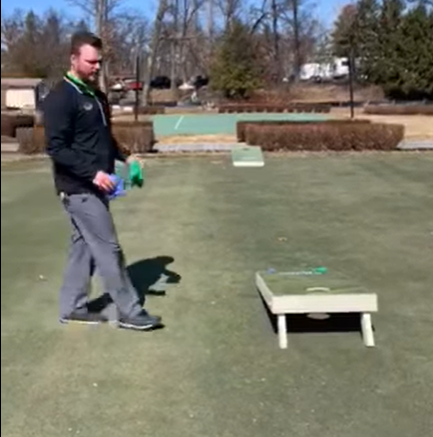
[150,76,171,89]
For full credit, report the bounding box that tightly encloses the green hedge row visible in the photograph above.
[16,121,155,155]
[364,104,433,115]
[218,103,331,114]
[244,122,404,151]
[1,113,34,138]
[236,119,372,142]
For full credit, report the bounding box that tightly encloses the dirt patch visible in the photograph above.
[331,108,433,139]
[111,113,152,122]
[251,84,384,104]
[157,134,236,144]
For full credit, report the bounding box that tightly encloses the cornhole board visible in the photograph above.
[231,145,264,167]
[255,270,378,349]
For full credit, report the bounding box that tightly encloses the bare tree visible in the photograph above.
[206,0,215,41]
[1,9,24,50]
[275,0,320,81]
[176,0,205,82]
[288,0,301,81]
[216,0,244,31]
[1,9,75,78]
[109,10,150,75]
[143,0,171,104]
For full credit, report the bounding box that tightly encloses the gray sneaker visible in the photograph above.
[118,311,163,331]
[60,311,107,325]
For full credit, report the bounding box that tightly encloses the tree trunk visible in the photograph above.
[143,0,169,105]
[96,0,108,92]
[271,0,280,82]
[292,0,301,82]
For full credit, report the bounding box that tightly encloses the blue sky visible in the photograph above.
[2,0,346,28]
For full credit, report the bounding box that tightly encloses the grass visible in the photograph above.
[2,152,433,437]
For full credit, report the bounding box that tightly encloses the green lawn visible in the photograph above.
[2,153,433,437]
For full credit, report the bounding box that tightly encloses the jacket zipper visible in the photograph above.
[95,97,107,127]
[65,78,108,127]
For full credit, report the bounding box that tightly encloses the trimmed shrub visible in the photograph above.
[1,113,34,137]
[112,124,155,154]
[218,103,331,114]
[364,104,433,115]
[112,120,155,149]
[245,122,404,151]
[1,114,15,137]
[17,123,155,155]
[237,119,372,142]
[16,126,46,154]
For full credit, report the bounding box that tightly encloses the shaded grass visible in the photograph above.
[1,153,433,437]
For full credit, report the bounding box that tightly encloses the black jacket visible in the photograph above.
[43,75,125,195]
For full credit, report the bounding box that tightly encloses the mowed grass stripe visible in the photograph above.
[161,154,433,437]
[2,159,221,436]
[2,154,433,437]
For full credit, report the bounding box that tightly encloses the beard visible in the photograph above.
[74,67,99,85]
[84,71,99,85]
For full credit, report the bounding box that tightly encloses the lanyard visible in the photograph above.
[65,72,96,97]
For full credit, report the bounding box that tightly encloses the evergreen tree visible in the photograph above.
[395,2,433,98]
[209,20,263,100]
[373,0,405,92]
[332,0,433,99]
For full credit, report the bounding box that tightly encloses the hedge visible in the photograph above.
[15,126,46,154]
[17,122,155,155]
[236,119,372,142]
[218,103,331,114]
[364,104,433,115]
[245,122,404,151]
[1,113,34,137]
[112,123,155,154]
[1,115,15,137]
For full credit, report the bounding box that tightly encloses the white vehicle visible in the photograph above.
[299,57,350,81]
[300,62,334,81]
[333,57,350,78]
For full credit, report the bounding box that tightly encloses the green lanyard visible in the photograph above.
[65,72,108,126]
[65,72,96,97]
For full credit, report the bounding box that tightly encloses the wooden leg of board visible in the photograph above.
[361,313,375,347]
[278,314,288,349]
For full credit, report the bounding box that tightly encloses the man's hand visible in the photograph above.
[127,154,144,166]
[93,171,115,192]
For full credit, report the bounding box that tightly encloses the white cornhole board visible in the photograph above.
[231,145,264,167]
[255,270,378,349]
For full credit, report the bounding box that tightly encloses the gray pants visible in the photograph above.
[59,192,142,319]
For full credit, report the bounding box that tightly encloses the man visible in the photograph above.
[43,31,162,331]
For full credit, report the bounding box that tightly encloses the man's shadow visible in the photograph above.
[127,256,181,304]
[87,256,181,313]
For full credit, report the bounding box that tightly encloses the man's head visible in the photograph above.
[69,31,103,84]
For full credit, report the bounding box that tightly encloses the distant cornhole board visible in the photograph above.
[231,145,264,167]
[255,270,378,349]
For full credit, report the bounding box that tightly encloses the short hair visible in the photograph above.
[70,31,103,56]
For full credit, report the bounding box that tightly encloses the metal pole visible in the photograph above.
[134,52,140,121]
[349,45,355,119]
